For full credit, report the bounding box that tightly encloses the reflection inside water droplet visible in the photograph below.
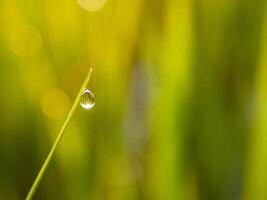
[80,89,95,110]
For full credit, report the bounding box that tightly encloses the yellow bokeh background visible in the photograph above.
[0,0,266,199]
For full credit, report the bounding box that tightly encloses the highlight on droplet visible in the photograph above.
[80,88,95,109]
[41,88,71,120]
[77,0,107,11]
[9,25,42,57]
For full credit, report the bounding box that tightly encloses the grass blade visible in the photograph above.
[25,68,93,200]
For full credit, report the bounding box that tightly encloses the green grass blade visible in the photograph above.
[25,68,93,200]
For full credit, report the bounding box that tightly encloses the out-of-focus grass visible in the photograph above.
[0,0,266,199]
[244,4,267,200]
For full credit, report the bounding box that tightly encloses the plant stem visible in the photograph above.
[25,68,93,200]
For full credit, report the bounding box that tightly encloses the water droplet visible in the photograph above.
[80,89,95,110]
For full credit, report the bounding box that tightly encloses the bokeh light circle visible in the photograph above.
[77,0,107,11]
[41,88,70,120]
[9,25,42,57]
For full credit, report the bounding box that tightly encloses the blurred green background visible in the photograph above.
[0,0,266,199]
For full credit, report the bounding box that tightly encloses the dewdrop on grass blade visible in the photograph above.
[25,68,94,200]
[80,89,95,109]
